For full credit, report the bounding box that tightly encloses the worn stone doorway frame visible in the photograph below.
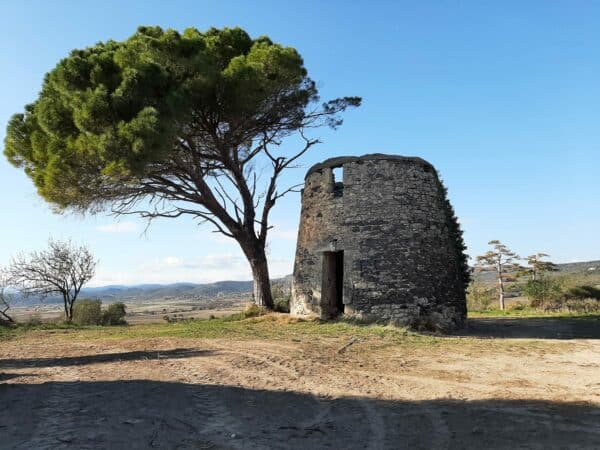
[322,251,344,318]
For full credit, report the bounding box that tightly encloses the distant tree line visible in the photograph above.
[473,241,600,313]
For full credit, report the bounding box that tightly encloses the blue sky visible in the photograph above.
[1,1,598,285]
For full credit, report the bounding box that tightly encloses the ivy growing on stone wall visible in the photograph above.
[436,177,471,293]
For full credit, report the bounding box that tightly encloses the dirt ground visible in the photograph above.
[1,317,600,449]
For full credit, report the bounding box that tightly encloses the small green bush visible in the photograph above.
[242,303,264,318]
[523,278,562,306]
[564,285,600,301]
[102,302,127,325]
[272,284,291,313]
[72,299,102,325]
[523,274,600,312]
[274,298,290,313]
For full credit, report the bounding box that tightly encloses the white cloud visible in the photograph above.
[96,221,139,233]
[164,256,182,267]
[89,253,293,286]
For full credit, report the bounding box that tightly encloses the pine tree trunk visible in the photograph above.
[498,277,505,310]
[497,261,505,310]
[240,237,274,310]
[250,255,274,309]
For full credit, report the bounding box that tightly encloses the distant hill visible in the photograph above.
[12,276,293,305]
[552,260,600,274]
[11,259,599,305]
[472,260,600,283]
[82,280,254,300]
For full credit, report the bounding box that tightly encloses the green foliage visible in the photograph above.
[520,253,558,280]
[437,180,471,294]
[271,283,291,313]
[241,303,264,318]
[523,278,563,306]
[72,299,127,326]
[4,25,358,212]
[523,273,600,312]
[102,302,127,325]
[467,282,496,311]
[274,298,290,313]
[72,299,102,325]
[564,285,600,300]
[4,25,360,312]
[221,303,267,321]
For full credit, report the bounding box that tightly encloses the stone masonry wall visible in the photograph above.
[291,154,467,331]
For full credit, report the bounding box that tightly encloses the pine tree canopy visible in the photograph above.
[4,26,360,214]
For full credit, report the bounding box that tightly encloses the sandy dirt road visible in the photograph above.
[1,318,600,449]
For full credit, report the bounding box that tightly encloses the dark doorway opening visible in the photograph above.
[322,251,344,318]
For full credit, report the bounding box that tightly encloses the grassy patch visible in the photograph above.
[0,322,82,340]
[0,313,446,348]
[3,310,594,352]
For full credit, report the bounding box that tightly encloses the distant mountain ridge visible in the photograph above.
[84,280,253,299]
[473,259,600,282]
[12,276,293,305]
[11,260,598,305]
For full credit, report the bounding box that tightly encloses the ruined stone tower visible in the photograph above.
[291,154,468,331]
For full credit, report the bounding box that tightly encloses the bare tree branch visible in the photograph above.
[6,239,97,321]
[0,270,14,324]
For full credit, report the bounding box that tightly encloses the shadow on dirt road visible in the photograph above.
[0,348,215,369]
[460,317,600,339]
[1,380,599,449]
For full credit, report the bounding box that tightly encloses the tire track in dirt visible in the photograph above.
[217,349,300,379]
[171,343,392,448]
[201,343,403,448]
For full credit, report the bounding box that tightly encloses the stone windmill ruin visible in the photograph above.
[290,154,469,331]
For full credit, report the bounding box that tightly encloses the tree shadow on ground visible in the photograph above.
[458,317,600,339]
[0,372,36,382]
[0,348,215,369]
[1,380,598,449]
